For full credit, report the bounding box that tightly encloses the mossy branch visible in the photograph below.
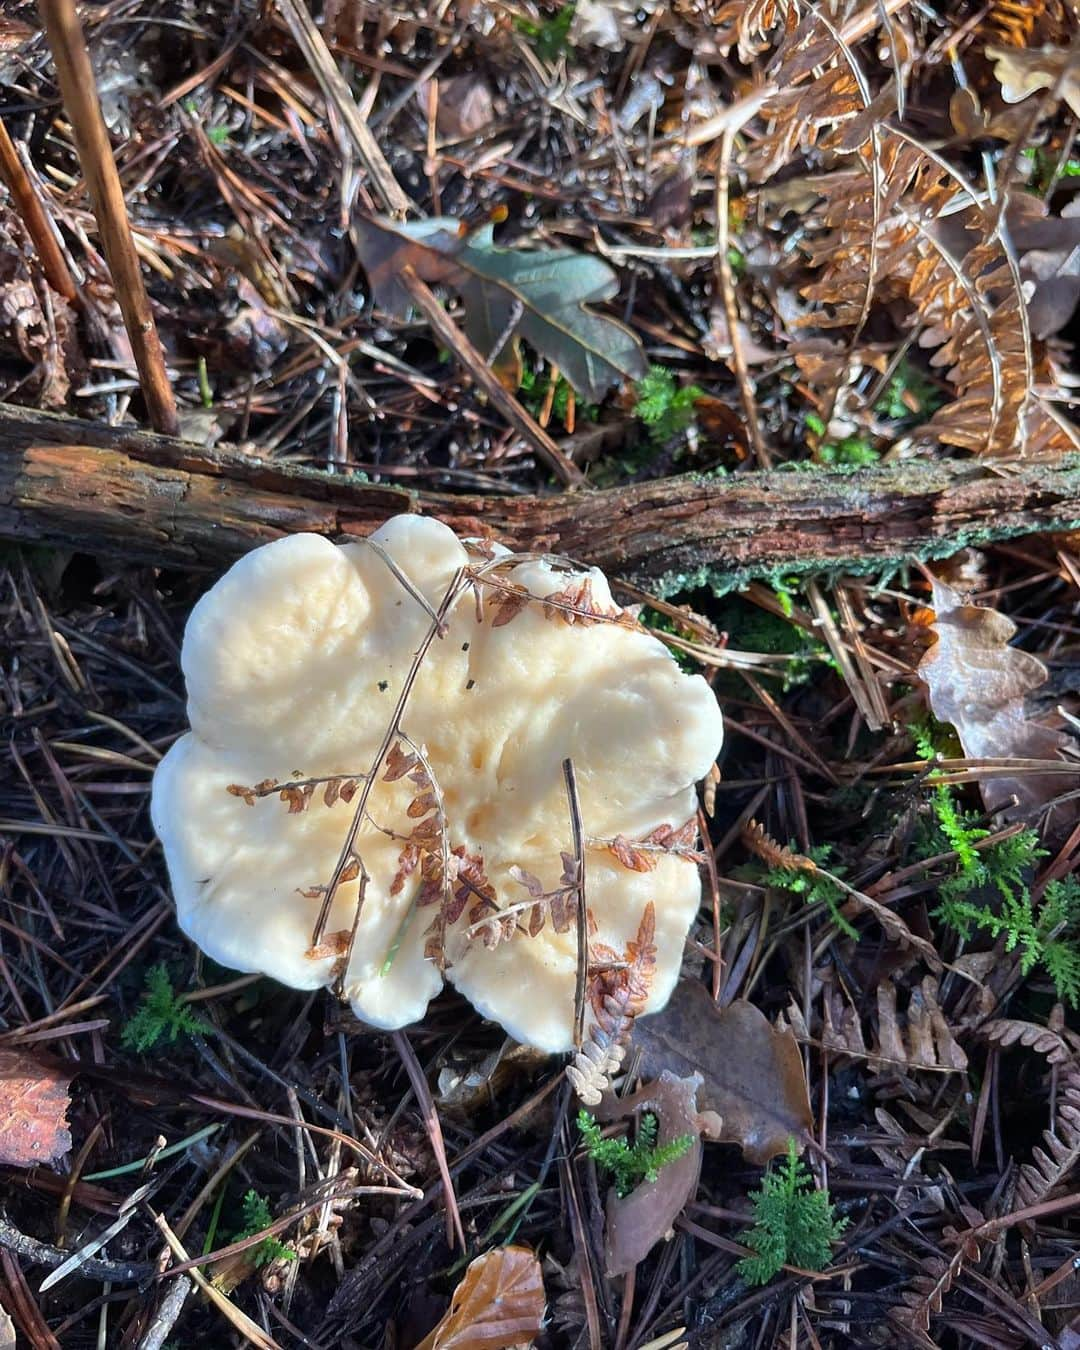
[1,403,1079,590]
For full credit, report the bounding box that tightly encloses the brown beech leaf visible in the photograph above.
[634,980,812,1164]
[917,575,1070,818]
[415,1244,545,1350]
[0,1048,72,1167]
[595,1071,706,1277]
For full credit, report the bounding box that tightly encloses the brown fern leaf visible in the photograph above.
[503,862,575,939]
[226,774,361,810]
[541,577,626,627]
[566,902,656,1105]
[981,1017,1078,1066]
[981,0,1071,48]
[893,1215,987,1336]
[606,819,702,872]
[785,978,965,1076]
[1016,1069,1080,1208]
[675,0,796,63]
[741,819,814,873]
[797,134,1080,455]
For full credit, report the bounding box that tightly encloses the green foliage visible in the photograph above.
[794,415,879,467]
[711,591,830,692]
[1023,146,1080,194]
[640,606,697,673]
[520,364,598,428]
[763,844,859,940]
[232,1190,295,1267]
[121,964,206,1053]
[737,1139,847,1286]
[515,4,575,60]
[923,784,1080,1008]
[577,1110,694,1198]
[633,365,704,446]
[872,359,943,423]
[817,434,879,467]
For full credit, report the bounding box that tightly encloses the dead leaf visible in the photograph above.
[987,44,1080,119]
[415,1245,545,1350]
[421,75,494,140]
[0,1048,72,1167]
[917,573,1071,819]
[354,215,647,401]
[634,980,812,1164]
[596,1071,705,1277]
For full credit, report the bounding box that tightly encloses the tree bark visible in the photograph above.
[1,401,1078,589]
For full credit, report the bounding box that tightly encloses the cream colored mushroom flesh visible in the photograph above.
[151,516,724,1052]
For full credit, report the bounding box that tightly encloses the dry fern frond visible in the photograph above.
[676,0,796,62]
[566,902,656,1105]
[1016,1069,1080,1208]
[783,978,966,1076]
[741,819,812,872]
[981,0,1072,48]
[798,133,1080,455]
[605,819,702,872]
[892,1204,990,1338]
[981,1017,1079,1065]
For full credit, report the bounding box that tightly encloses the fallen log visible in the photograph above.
[1,401,1078,590]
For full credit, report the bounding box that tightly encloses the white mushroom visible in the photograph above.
[151,515,723,1052]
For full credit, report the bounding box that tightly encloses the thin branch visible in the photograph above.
[0,116,76,301]
[392,1029,466,1251]
[36,0,178,435]
[563,757,588,1050]
[398,267,588,488]
[274,0,411,219]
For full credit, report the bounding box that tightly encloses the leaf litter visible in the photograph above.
[0,0,1079,1345]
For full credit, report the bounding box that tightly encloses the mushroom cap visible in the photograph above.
[151,516,723,1051]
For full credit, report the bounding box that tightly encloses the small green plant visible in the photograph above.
[1023,145,1080,194]
[872,359,943,423]
[915,767,1080,1007]
[633,365,704,447]
[763,844,859,940]
[232,1190,295,1267]
[121,964,207,1052]
[737,1139,847,1286]
[514,4,575,60]
[519,364,597,428]
[817,435,879,467]
[804,414,879,467]
[577,1110,694,1198]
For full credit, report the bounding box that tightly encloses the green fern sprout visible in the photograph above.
[514,4,575,61]
[764,844,859,941]
[924,787,1080,1007]
[232,1190,294,1267]
[121,964,207,1052]
[737,1139,847,1286]
[577,1110,694,1198]
[633,366,704,446]
[872,358,943,423]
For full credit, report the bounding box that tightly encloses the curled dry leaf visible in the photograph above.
[353,215,647,401]
[415,1244,545,1350]
[633,979,812,1165]
[595,1071,706,1277]
[986,44,1080,119]
[0,1047,73,1167]
[916,574,1071,820]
